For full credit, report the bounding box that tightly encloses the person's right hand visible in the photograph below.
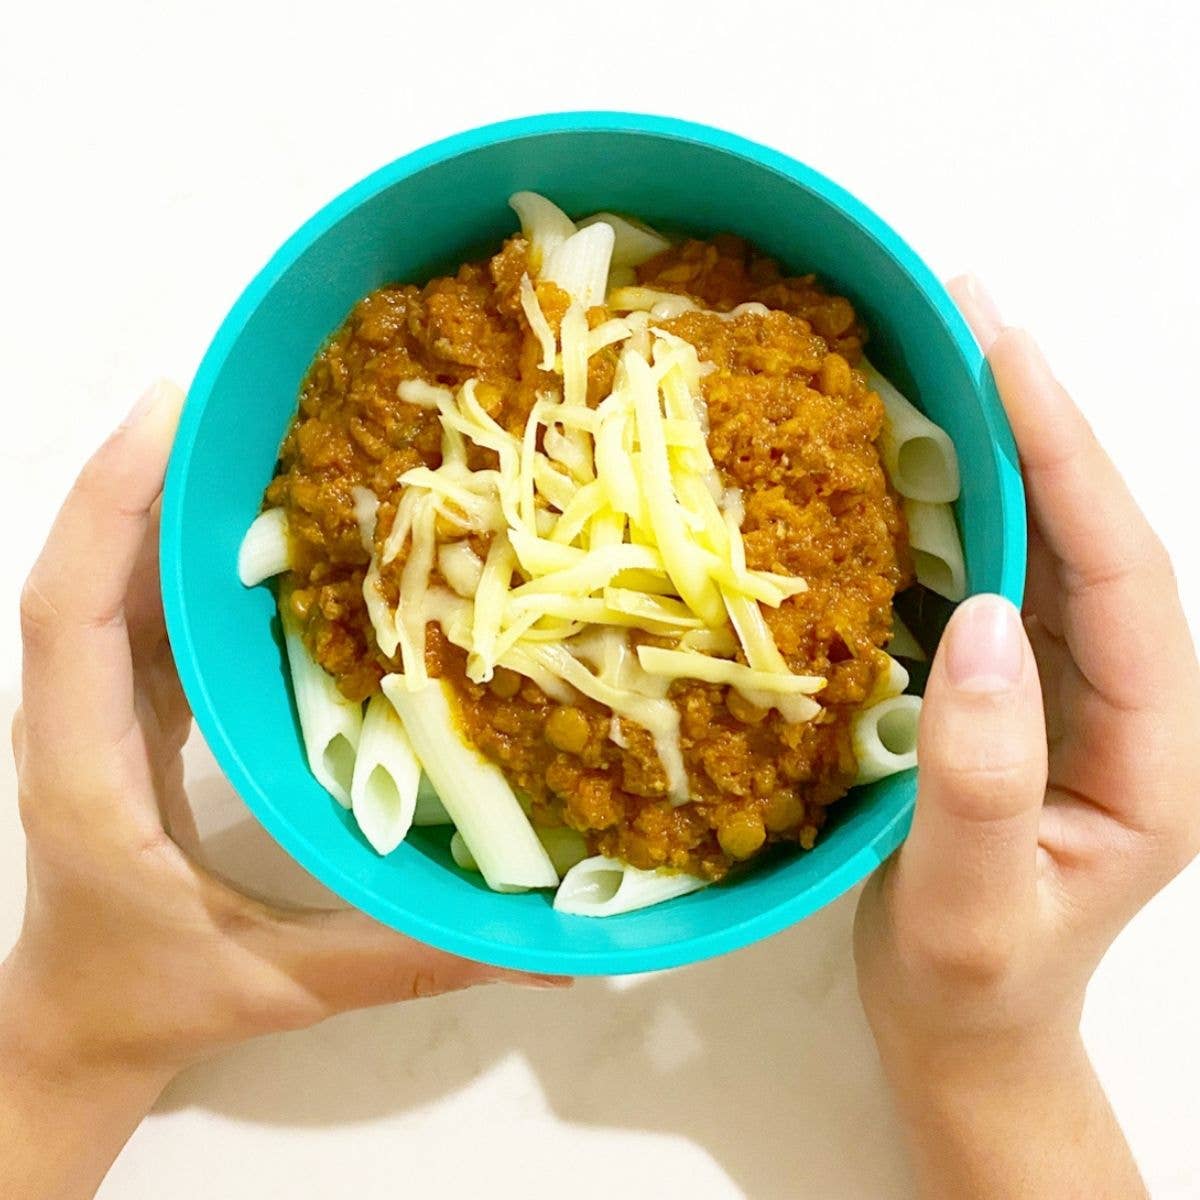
[854,279,1200,1198]
[2,385,568,1200]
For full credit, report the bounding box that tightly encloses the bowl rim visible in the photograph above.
[162,110,1026,974]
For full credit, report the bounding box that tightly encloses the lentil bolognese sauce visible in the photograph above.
[263,220,912,884]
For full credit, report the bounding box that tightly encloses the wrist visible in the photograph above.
[872,1021,1146,1199]
[0,948,176,1106]
[878,1022,1089,1111]
[0,949,175,1200]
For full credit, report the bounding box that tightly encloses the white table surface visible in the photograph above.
[3,1,1198,1196]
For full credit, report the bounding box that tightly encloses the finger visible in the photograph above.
[1024,615,1068,747]
[947,274,1005,353]
[1022,519,1064,637]
[20,383,184,764]
[951,276,1193,714]
[268,908,571,1013]
[895,595,1047,952]
[155,754,201,857]
[126,498,168,654]
[138,639,192,759]
[10,706,25,765]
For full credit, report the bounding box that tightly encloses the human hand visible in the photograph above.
[1,384,565,1198]
[854,280,1200,1198]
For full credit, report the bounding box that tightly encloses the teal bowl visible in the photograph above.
[162,112,1025,975]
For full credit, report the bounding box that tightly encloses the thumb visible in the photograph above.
[269,908,571,1012]
[895,594,1047,943]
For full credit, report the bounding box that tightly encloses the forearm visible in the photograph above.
[880,1031,1146,1200]
[0,958,172,1200]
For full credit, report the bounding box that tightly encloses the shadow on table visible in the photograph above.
[160,770,912,1200]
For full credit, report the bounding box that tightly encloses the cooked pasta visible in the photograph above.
[867,653,911,705]
[852,694,922,785]
[453,825,589,879]
[905,499,968,601]
[508,191,576,271]
[554,856,708,917]
[889,612,927,662]
[379,677,558,892]
[577,211,673,267]
[541,222,615,310]
[238,507,290,587]
[866,360,961,504]
[536,826,590,877]
[280,605,361,809]
[349,693,421,855]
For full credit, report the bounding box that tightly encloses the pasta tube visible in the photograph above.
[456,827,587,881]
[541,222,615,310]
[280,605,361,809]
[554,856,707,917]
[851,694,922,785]
[577,211,672,268]
[888,611,927,661]
[380,677,558,892]
[238,508,290,586]
[509,191,575,271]
[865,360,961,504]
[905,499,968,601]
[349,693,421,855]
[536,826,589,877]
[866,653,911,706]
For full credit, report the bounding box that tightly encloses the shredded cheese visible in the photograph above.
[438,542,484,598]
[519,274,558,370]
[468,534,516,682]
[636,646,825,695]
[362,194,825,796]
[398,378,453,409]
[350,486,379,553]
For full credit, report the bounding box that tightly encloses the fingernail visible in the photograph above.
[122,380,182,428]
[943,595,1024,692]
[1010,329,1055,384]
[962,275,1005,353]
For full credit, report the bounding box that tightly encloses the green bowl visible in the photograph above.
[161,112,1025,975]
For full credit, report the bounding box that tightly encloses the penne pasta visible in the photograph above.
[577,211,672,268]
[238,507,291,586]
[452,821,584,876]
[349,693,421,855]
[888,611,927,661]
[866,653,911,706]
[554,856,708,917]
[509,191,576,271]
[904,499,968,601]
[536,826,589,877]
[606,265,637,291]
[541,222,616,310]
[450,830,478,872]
[851,694,922,785]
[865,360,961,504]
[280,603,362,808]
[380,676,558,892]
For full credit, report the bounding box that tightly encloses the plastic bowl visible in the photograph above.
[161,112,1025,975]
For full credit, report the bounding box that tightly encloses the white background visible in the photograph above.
[3,1,1198,1196]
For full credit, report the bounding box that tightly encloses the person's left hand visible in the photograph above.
[5,382,564,1085]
